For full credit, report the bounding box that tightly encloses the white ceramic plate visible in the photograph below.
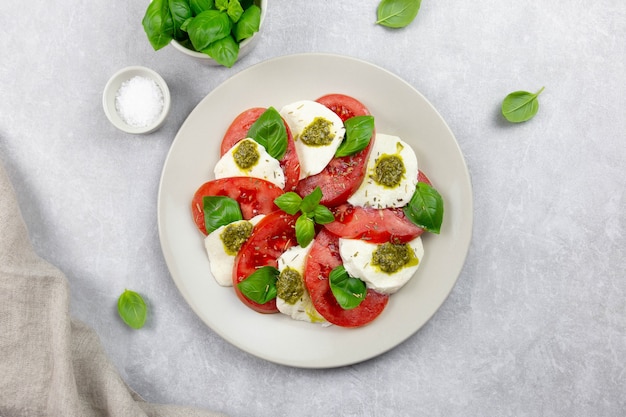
[158,53,473,368]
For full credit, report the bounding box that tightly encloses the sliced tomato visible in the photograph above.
[233,211,298,313]
[191,177,283,235]
[295,94,374,207]
[220,107,300,191]
[304,229,388,327]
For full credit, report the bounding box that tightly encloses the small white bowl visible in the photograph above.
[102,66,171,134]
[171,0,267,66]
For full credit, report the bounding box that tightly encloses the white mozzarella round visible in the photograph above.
[338,236,424,295]
[348,133,418,209]
[276,245,327,323]
[279,100,345,179]
[214,138,285,189]
[204,215,265,287]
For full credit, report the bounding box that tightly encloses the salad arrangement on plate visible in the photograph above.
[191,93,444,328]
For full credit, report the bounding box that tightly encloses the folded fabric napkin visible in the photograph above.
[0,161,226,417]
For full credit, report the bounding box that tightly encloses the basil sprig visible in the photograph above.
[403,182,444,234]
[117,289,148,329]
[203,196,243,233]
[335,115,375,157]
[247,107,288,160]
[274,187,334,247]
[237,266,279,304]
[376,0,421,29]
[329,266,367,310]
[501,87,545,123]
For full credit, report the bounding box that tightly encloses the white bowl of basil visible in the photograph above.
[142,0,267,68]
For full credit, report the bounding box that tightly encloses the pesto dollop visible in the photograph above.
[371,242,418,274]
[371,154,405,188]
[276,267,304,304]
[300,117,335,146]
[233,139,260,170]
[220,221,254,255]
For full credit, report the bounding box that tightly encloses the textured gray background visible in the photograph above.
[1,1,625,416]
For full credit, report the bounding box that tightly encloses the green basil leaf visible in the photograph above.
[168,0,193,40]
[300,186,323,214]
[335,115,375,157]
[142,0,174,50]
[274,192,303,215]
[376,0,421,29]
[237,266,278,304]
[312,205,334,225]
[215,0,229,11]
[180,17,193,32]
[329,266,366,310]
[402,182,444,234]
[117,289,147,329]
[233,4,260,42]
[247,107,288,160]
[227,0,244,22]
[295,215,315,248]
[187,10,232,51]
[190,0,215,15]
[203,196,243,233]
[203,35,239,68]
[501,87,545,123]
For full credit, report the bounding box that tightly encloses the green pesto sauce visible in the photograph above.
[371,154,405,188]
[220,221,254,255]
[276,267,304,304]
[371,242,418,274]
[299,117,335,146]
[233,140,260,170]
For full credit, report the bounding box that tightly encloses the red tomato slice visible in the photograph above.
[191,177,283,235]
[220,107,301,191]
[304,229,389,327]
[233,211,298,313]
[295,94,374,207]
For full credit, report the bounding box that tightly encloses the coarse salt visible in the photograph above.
[115,75,164,128]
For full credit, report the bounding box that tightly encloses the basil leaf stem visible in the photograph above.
[237,266,279,304]
[329,266,367,310]
[117,289,148,329]
[402,182,444,234]
[376,0,421,29]
[203,196,243,233]
[501,87,545,123]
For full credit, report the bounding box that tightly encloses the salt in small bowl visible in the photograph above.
[102,66,171,134]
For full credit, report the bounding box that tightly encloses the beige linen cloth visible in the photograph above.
[0,162,226,417]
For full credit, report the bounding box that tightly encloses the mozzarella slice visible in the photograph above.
[279,100,345,179]
[348,133,418,209]
[204,215,265,286]
[338,236,424,295]
[214,138,285,189]
[276,245,327,323]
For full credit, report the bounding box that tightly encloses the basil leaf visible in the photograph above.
[215,0,229,11]
[329,266,366,310]
[142,0,174,50]
[190,0,215,15]
[300,186,323,214]
[402,182,444,234]
[247,107,288,160]
[274,192,303,215]
[187,10,232,51]
[233,4,260,42]
[312,205,334,225]
[335,115,375,157]
[203,35,239,68]
[376,0,421,29]
[237,266,278,304]
[227,0,244,22]
[501,87,545,123]
[168,0,193,40]
[117,289,147,329]
[203,196,243,233]
[295,215,315,248]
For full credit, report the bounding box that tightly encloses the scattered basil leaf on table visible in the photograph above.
[274,187,334,247]
[247,107,288,160]
[237,266,279,304]
[403,182,444,234]
[501,87,545,123]
[335,115,375,157]
[203,196,243,233]
[376,0,422,29]
[117,290,147,329]
[329,266,367,310]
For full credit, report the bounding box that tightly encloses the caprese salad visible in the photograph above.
[191,94,444,328]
